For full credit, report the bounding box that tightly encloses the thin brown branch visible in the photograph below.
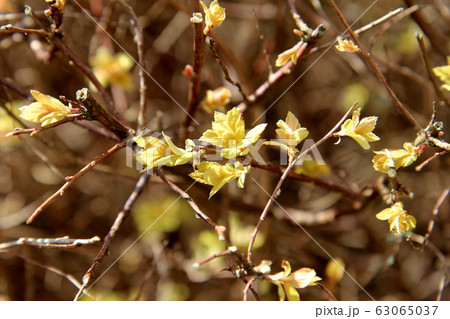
[0,77,32,99]
[287,0,313,33]
[312,7,416,54]
[0,236,100,251]
[26,140,127,224]
[326,0,421,129]
[404,0,449,58]
[154,168,226,240]
[237,25,324,112]
[6,116,80,137]
[193,246,259,300]
[243,276,257,301]
[116,0,148,129]
[199,146,362,198]
[316,282,338,301]
[0,24,46,35]
[134,264,155,301]
[247,103,356,262]
[208,37,249,103]
[415,150,449,171]
[23,7,119,117]
[194,250,232,267]
[15,253,96,300]
[367,6,419,51]
[252,10,273,75]
[240,41,308,111]
[416,33,450,108]
[73,121,121,141]
[76,88,131,140]
[357,7,405,35]
[407,234,448,301]
[182,0,205,139]
[75,173,150,301]
[408,188,449,250]
[249,161,362,200]
[241,277,260,301]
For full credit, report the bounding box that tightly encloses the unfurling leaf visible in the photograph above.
[372,142,420,175]
[200,107,266,159]
[189,161,250,198]
[376,202,416,234]
[19,90,73,126]
[275,43,302,67]
[200,0,226,34]
[265,260,321,301]
[335,108,379,150]
[275,111,309,147]
[335,38,360,53]
[134,133,193,169]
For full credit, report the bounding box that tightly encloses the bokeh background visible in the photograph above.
[0,0,449,300]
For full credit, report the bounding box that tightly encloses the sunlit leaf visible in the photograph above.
[19,90,73,126]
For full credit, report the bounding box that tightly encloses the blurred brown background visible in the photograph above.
[0,0,449,300]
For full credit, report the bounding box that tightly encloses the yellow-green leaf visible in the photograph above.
[433,62,450,91]
[200,0,226,34]
[19,90,73,126]
[335,108,379,150]
[189,162,250,198]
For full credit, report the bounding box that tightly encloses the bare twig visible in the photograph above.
[15,253,96,300]
[415,150,449,171]
[312,7,415,54]
[241,277,261,301]
[26,140,127,224]
[73,121,121,141]
[24,7,119,117]
[248,160,363,200]
[0,236,100,251]
[316,282,338,301]
[404,0,449,58]
[134,264,155,301]
[0,77,32,99]
[408,234,448,301]
[6,116,80,137]
[154,168,226,240]
[116,0,148,129]
[367,6,419,50]
[193,250,232,267]
[192,246,260,300]
[247,103,356,262]
[208,37,249,103]
[197,145,363,198]
[408,188,449,250]
[182,0,205,139]
[357,7,405,35]
[326,0,421,129]
[416,33,450,108]
[243,277,257,301]
[287,0,313,34]
[76,88,131,140]
[252,10,273,75]
[0,24,46,35]
[237,41,307,110]
[75,173,150,301]
[236,25,323,112]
